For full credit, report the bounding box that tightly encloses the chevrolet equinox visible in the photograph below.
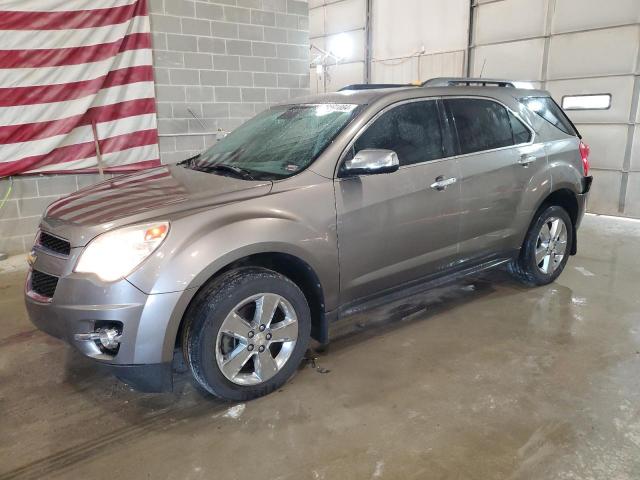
[25,79,593,400]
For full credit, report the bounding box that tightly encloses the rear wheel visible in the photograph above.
[509,205,573,286]
[182,267,311,401]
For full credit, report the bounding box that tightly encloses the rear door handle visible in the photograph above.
[519,154,537,166]
[430,176,457,191]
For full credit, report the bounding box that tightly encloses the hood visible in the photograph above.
[41,165,273,247]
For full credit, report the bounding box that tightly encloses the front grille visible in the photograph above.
[38,232,71,256]
[31,270,59,298]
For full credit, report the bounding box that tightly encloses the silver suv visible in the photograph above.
[25,79,593,400]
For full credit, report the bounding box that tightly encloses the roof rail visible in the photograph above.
[339,83,415,91]
[422,77,516,88]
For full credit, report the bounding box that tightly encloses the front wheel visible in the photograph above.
[509,205,573,286]
[182,267,311,401]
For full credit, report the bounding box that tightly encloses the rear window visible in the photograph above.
[521,97,578,136]
[445,98,528,155]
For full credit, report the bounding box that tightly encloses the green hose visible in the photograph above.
[0,176,13,212]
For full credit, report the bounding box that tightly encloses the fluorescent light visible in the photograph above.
[328,33,353,60]
[562,94,611,110]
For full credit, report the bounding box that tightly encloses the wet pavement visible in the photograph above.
[0,214,639,479]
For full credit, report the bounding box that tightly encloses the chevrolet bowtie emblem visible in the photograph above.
[26,250,37,268]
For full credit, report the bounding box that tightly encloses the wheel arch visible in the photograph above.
[531,188,579,255]
[174,251,329,356]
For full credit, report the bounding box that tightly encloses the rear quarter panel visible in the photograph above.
[513,118,584,248]
[546,136,584,193]
[501,95,583,249]
[513,95,584,195]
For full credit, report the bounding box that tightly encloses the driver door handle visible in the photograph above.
[430,176,457,191]
[519,154,537,166]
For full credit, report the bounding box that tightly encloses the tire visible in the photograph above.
[509,205,573,287]
[182,267,311,401]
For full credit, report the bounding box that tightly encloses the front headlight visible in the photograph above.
[75,222,169,282]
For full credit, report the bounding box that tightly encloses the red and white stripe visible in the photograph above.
[0,0,160,177]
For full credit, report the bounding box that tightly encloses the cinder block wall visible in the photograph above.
[150,0,310,163]
[0,174,110,254]
[0,0,310,255]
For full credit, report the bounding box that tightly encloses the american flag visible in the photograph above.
[0,0,160,177]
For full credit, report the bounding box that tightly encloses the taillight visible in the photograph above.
[579,141,590,176]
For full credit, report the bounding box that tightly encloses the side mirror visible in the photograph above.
[341,149,400,176]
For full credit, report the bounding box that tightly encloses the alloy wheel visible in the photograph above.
[215,293,299,386]
[535,217,568,274]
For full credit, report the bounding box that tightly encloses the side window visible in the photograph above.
[446,98,514,154]
[353,100,444,166]
[522,97,578,136]
[509,112,532,144]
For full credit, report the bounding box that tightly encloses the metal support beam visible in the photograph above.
[465,0,475,77]
[541,0,557,89]
[364,0,373,83]
[619,42,640,213]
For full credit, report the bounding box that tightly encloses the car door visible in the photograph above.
[444,97,546,261]
[334,98,462,306]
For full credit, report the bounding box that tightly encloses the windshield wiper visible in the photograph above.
[204,164,256,180]
[177,153,200,167]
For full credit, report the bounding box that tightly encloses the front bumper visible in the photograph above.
[25,249,194,392]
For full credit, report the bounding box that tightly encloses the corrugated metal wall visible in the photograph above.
[469,0,640,217]
[309,0,367,90]
[370,0,468,83]
[310,0,640,217]
[309,0,469,91]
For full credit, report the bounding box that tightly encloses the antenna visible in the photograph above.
[479,58,487,78]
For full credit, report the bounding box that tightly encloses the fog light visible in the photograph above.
[75,328,122,350]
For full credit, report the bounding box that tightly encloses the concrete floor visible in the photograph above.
[0,214,639,480]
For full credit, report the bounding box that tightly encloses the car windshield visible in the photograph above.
[181,103,361,180]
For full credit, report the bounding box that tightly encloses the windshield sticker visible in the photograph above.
[315,104,358,116]
[285,164,300,172]
[277,104,357,120]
